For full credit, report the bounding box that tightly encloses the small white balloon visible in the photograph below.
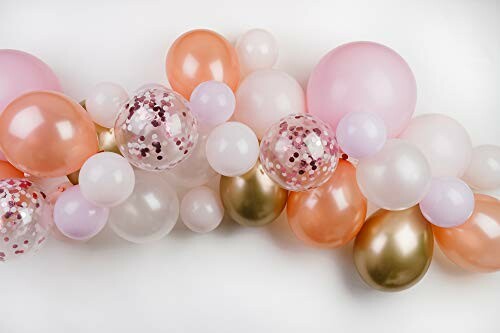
[180,186,224,233]
[86,82,129,128]
[236,29,279,75]
[463,145,500,190]
[356,139,432,211]
[205,122,259,177]
[79,152,135,207]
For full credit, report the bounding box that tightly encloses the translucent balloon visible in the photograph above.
[180,186,224,233]
[260,114,339,191]
[400,114,472,177]
[189,81,235,131]
[86,82,129,128]
[236,29,279,75]
[205,122,259,177]
[109,171,179,243]
[463,145,500,190]
[114,85,198,171]
[356,139,431,210]
[233,69,306,139]
[79,152,135,207]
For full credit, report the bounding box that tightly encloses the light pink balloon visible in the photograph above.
[0,49,61,113]
[307,42,416,138]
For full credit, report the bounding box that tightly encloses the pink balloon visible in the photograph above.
[307,42,416,138]
[0,49,61,113]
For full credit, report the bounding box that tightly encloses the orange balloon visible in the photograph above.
[0,91,99,178]
[433,194,500,272]
[166,29,240,99]
[0,160,24,179]
[287,160,367,248]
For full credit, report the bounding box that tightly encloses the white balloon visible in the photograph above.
[463,145,500,190]
[236,29,279,75]
[205,122,259,177]
[86,82,129,128]
[109,172,179,243]
[180,186,224,233]
[356,139,432,210]
[400,114,472,177]
[79,152,135,207]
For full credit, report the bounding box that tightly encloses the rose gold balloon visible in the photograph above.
[287,160,367,248]
[433,194,500,273]
[0,91,99,178]
[166,29,240,99]
[0,160,24,180]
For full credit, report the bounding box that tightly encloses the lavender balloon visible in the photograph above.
[336,112,387,159]
[190,81,235,132]
[54,185,110,241]
[419,177,474,228]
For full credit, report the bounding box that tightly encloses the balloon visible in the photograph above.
[235,29,279,75]
[463,145,500,190]
[109,171,179,243]
[0,148,7,161]
[0,179,51,262]
[166,29,240,99]
[220,161,288,226]
[419,177,474,228]
[307,41,416,138]
[164,134,217,188]
[353,206,434,291]
[114,85,198,171]
[356,139,431,210]
[53,185,109,241]
[0,160,24,180]
[0,49,61,113]
[433,194,500,272]
[205,121,259,177]
[85,82,129,128]
[189,81,235,131]
[287,160,367,248]
[260,114,339,191]
[79,152,135,207]
[400,114,472,177]
[0,91,99,177]
[336,112,387,159]
[180,186,224,233]
[233,69,306,139]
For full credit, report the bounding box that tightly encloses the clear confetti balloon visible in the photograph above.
[259,114,340,191]
[0,179,51,262]
[114,85,198,171]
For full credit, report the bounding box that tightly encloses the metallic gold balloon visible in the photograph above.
[353,206,434,292]
[220,162,288,226]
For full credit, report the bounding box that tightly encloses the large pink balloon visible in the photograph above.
[0,49,61,113]
[307,42,417,138]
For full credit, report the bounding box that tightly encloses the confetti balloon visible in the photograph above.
[0,178,51,262]
[114,85,198,171]
[259,114,340,191]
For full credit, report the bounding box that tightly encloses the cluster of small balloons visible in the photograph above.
[0,28,499,292]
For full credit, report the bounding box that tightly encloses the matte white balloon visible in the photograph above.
[463,145,500,190]
[79,152,135,207]
[356,139,432,210]
[236,29,279,75]
[180,186,224,233]
[109,172,179,243]
[400,114,472,177]
[86,82,129,128]
[205,122,259,177]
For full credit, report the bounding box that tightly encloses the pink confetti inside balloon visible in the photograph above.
[114,85,198,171]
[0,178,51,262]
[259,114,340,191]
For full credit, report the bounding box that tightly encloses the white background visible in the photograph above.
[1,0,500,332]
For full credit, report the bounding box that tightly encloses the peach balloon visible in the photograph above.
[0,160,24,179]
[287,159,367,248]
[166,29,240,99]
[0,91,99,178]
[433,194,500,272]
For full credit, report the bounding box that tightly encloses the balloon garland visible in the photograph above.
[0,28,499,292]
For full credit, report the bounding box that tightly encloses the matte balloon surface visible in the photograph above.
[189,81,235,131]
[236,29,279,75]
[86,82,129,128]
[463,145,500,190]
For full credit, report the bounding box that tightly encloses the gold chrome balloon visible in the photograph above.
[353,206,434,292]
[220,162,288,226]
